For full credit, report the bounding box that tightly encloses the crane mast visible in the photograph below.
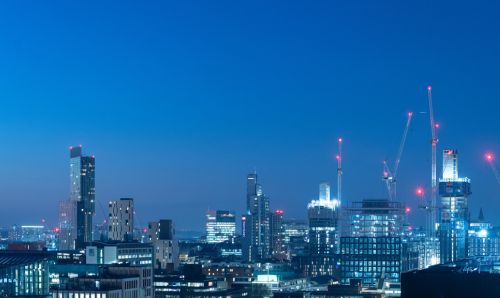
[337,137,343,206]
[428,85,438,236]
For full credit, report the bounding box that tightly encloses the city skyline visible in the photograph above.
[1,1,500,231]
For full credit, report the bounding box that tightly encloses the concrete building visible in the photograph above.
[85,241,154,267]
[108,198,134,241]
[148,219,179,272]
[51,265,153,298]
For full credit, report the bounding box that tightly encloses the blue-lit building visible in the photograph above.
[0,251,55,297]
[468,208,500,257]
[438,149,471,263]
[306,182,339,277]
[340,199,406,286]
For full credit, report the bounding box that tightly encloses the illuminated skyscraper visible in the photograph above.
[108,198,134,241]
[70,145,96,249]
[270,209,286,260]
[243,172,270,261]
[306,182,338,277]
[438,149,471,263]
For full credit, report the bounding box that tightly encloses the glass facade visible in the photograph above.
[340,199,405,286]
[0,251,54,297]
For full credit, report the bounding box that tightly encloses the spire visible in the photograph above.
[478,207,485,222]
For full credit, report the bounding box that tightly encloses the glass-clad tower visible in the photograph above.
[438,149,470,263]
[306,182,338,277]
[70,145,96,249]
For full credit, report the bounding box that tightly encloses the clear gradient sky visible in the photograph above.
[0,1,499,231]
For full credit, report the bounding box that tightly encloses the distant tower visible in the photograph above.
[306,183,338,277]
[243,172,270,262]
[70,146,96,249]
[108,198,134,241]
[438,149,471,263]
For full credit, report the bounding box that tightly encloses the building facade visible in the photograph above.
[148,219,179,272]
[108,198,134,241]
[340,199,406,286]
[243,172,271,262]
[438,149,471,263]
[306,182,338,277]
[205,210,236,244]
[69,145,96,249]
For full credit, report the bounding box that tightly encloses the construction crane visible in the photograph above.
[428,85,438,236]
[383,112,413,200]
[485,152,500,186]
[336,137,343,207]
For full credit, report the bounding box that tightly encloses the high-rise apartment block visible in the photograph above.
[108,198,134,241]
[148,219,179,272]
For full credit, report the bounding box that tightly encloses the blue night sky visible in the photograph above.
[0,1,499,231]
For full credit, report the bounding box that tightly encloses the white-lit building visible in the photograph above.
[206,210,236,244]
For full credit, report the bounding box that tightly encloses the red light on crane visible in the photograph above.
[434,123,440,129]
[336,155,341,161]
[427,85,432,91]
[485,153,494,162]
[408,112,413,117]
[416,187,424,196]
[405,207,411,214]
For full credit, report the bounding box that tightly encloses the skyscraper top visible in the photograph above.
[70,145,83,158]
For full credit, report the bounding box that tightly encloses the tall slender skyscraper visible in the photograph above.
[243,172,270,261]
[438,149,471,263]
[70,145,96,249]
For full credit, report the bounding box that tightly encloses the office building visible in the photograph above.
[148,219,179,271]
[438,149,471,263]
[108,198,134,241]
[243,172,271,262]
[205,210,236,244]
[340,199,406,286]
[270,209,287,260]
[468,208,500,257]
[65,145,96,250]
[51,265,153,298]
[85,241,154,267]
[306,182,338,277]
[0,250,55,297]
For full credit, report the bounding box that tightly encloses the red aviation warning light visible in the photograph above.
[486,152,494,162]
[416,187,424,197]
[405,207,411,214]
